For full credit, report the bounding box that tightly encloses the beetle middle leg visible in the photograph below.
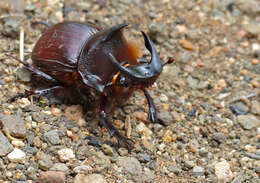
[99,96,134,150]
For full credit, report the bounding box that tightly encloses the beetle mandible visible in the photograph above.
[10,21,173,149]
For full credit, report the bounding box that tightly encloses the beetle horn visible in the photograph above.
[104,23,129,41]
[108,32,163,79]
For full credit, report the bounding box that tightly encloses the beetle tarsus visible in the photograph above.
[143,89,157,123]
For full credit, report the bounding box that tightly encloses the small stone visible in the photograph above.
[51,107,62,117]
[215,79,227,91]
[116,157,142,175]
[251,80,259,88]
[132,111,148,122]
[17,66,31,82]
[230,102,248,115]
[17,98,31,108]
[252,59,259,65]
[139,153,151,163]
[11,140,25,148]
[184,160,195,169]
[179,39,194,51]
[192,166,205,177]
[44,130,61,145]
[118,148,128,156]
[73,165,93,174]
[0,131,14,156]
[0,115,26,139]
[214,160,233,182]
[38,152,53,170]
[38,171,65,183]
[213,133,227,143]
[87,136,102,147]
[237,115,260,130]
[57,148,75,162]
[136,122,152,139]
[168,165,182,175]
[159,94,168,102]
[65,105,84,121]
[50,163,69,173]
[102,144,114,156]
[163,130,176,142]
[7,148,26,163]
[74,173,107,183]
[251,101,260,115]
[157,111,174,126]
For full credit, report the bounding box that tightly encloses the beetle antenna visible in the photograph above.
[163,57,174,67]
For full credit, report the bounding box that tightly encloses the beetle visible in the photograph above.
[9,21,173,149]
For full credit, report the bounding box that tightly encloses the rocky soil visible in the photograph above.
[0,0,260,182]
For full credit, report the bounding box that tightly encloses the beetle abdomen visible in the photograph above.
[32,22,101,82]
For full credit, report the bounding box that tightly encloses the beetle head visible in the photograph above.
[108,31,169,89]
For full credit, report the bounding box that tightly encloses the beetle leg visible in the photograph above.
[6,54,57,82]
[100,96,134,150]
[142,89,157,123]
[8,86,63,102]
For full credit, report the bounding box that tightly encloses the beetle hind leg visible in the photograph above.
[8,86,64,102]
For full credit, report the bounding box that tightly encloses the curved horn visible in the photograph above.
[108,31,163,79]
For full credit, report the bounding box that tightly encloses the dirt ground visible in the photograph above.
[0,0,260,182]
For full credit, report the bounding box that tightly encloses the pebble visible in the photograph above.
[73,165,93,174]
[251,100,260,115]
[57,148,75,162]
[136,122,152,139]
[11,140,25,148]
[213,133,227,144]
[179,39,195,51]
[230,102,248,115]
[0,131,14,156]
[237,115,260,130]
[87,136,102,147]
[138,153,151,163]
[157,111,174,126]
[7,148,26,163]
[159,94,168,102]
[17,98,31,108]
[118,148,128,156]
[50,163,69,173]
[132,111,148,122]
[44,130,61,145]
[74,173,107,183]
[192,166,205,177]
[168,165,182,175]
[17,67,31,82]
[116,157,142,175]
[102,144,114,156]
[38,171,65,183]
[38,152,53,170]
[214,160,233,182]
[1,115,26,139]
[184,160,195,170]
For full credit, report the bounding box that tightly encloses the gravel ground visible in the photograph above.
[0,0,260,182]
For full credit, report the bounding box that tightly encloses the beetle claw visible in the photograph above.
[148,107,157,123]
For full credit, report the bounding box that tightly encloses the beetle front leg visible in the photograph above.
[99,96,134,150]
[142,89,157,123]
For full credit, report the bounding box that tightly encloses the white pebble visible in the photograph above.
[58,148,75,162]
[8,148,26,163]
[214,160,233,182]
[136,122,152,139]
[160,94,168,102]
[11,140,25,148]
[252,43,260,52]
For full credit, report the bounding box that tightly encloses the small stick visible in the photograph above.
[19,27,24,62]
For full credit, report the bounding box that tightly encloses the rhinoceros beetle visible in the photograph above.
[9,21,173,149]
